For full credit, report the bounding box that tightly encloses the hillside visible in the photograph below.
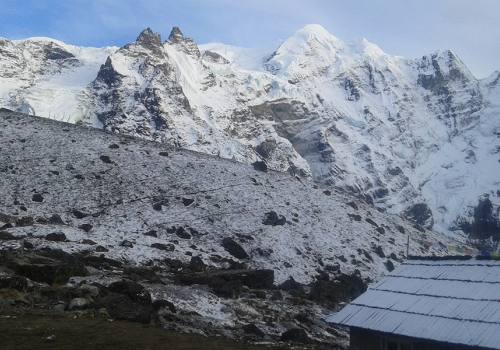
[0,109,465,347]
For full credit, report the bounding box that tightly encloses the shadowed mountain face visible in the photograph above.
[0,24,499,241]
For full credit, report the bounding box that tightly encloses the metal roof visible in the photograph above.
[327,258,500,349]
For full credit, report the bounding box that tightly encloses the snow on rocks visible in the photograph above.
[1,24,498,242]
[0,109,465,284]
[0,109,472,347]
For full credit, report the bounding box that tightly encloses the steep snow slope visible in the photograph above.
[0,37,116,122]
[0,25,498,241]
[0,109,465,284]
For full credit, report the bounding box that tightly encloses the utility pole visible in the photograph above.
[406,234,410,258]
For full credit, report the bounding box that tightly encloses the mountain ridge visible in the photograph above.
[1,24,499,244]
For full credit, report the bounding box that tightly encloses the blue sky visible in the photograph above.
[1,0,499,77]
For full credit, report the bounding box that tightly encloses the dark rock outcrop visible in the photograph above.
[242,323,265,337]
[459,196,500,242]
[167,27,200,57]
[309,272,367,306]
[403,203,434,229]
[108,280,152,304]
[202,50,229,64]
[97,293,153,323]
[177,269,274,298]
[281,328,310,344]
[252,161,268,172]
[3,251,87,285]
[135,28,162,53]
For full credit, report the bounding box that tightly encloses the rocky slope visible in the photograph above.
[0,109,466,348]
[0,25,498,243]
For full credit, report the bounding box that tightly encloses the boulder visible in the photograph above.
[82,254,122,269]
[279,277,306,298]
[385,260,395,272]
[252,161,268,172]
[78,224,93,232]
[151,243,175,252]
[99,155,112,164]
[16,216,34,227]
[181,198,195,207]
[374,246,385,258]
[143,230,157,238]
[81,239,97,245]
[0,231,19,240]
[280,328,310,344]
[242,323,265,337]
[95,246,109,252]
[97,293,152,323]
[68,297,89,310]
[365,218,379,227]
[108,280,152,304]
[0,275,28,291]
[47,214,65,225]
[120,240,134,248]
[6,252,87,285]
[221,237,248,259]
[79,284,100,298]
[175,227,191,239]
[72,210,89,219]
[262,211,286,226]
[348,214,362,221]
[152,299,176,313]
[309,272,367,306]
[124,266,160,283]
[45,232,67,242]
[189,256,206,272]
[32,193,44,202]
[98,280,153,323]
[177,269,274,298]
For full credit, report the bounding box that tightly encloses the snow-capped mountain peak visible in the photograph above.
[168,26,184,43]
[136,27,162,47]
[1,24,499,243]
[166,26,200,57]
[265,24,344,75]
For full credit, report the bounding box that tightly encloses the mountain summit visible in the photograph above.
[0,24,498,242]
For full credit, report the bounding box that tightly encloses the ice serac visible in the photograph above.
[0,24,499,242]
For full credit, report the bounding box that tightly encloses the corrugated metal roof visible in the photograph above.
[327,259,500,349]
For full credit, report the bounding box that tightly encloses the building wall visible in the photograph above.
[349,328,489,350]
[350,328,382,350]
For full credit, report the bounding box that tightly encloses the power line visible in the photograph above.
[3,171,297,223]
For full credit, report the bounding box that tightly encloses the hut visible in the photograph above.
[327,257,500,350]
